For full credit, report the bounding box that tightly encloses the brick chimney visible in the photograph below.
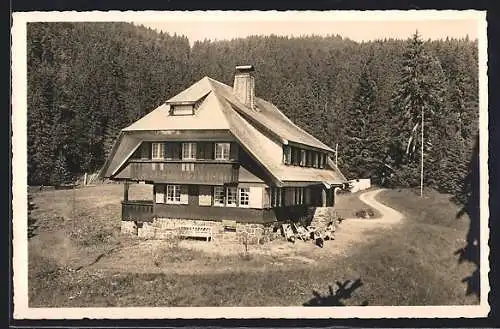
[233,65,255,110]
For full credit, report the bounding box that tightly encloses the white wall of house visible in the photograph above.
[349,179,371,193]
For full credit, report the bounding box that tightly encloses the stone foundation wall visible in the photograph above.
[309,207,336,229]
[121,218,269,244]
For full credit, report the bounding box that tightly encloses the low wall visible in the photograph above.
[121,217,272,245]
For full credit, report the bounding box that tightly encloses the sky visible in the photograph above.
[134,11,483,46]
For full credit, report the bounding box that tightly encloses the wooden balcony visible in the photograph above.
[126,160,239,184]
[122,200,153,222]
[121,200,276,224]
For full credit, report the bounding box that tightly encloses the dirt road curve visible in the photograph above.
[358,189,404,223]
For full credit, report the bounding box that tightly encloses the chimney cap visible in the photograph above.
[235,65,255,73]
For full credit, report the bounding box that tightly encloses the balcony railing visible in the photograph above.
[121,200,275,223]
[122,200,153,221]
[126,160,238,184]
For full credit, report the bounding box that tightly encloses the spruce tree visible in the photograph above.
[51,151,72,185]
[389,31,447,193]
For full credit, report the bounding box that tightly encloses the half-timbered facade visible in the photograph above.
[100,65,347,226]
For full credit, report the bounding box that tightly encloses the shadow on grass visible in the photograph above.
[28,193,38,239]
[303,278,368,306]
[455,134,480,298]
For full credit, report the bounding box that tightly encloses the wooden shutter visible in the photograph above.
[180,185,189,204]
[229,142,238,160]
[262,188,270,208]
[154,184,165,203]
[172,143,181,160]
[197,142,206,159]
[140,142,150,159]
[198,185,212,206]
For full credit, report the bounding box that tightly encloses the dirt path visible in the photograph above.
[357,188,404,222]
[88,189,405,275]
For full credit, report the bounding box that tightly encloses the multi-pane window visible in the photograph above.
[182,142,196,160]
[151,142,165,159]
[239,187,250,206]
[214,186,225,206]
[166,185,181,203]
[215,143,230,160]
[226,187,237,206]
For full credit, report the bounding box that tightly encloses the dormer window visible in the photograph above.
[171,104,194,116]
[168,96,206,116]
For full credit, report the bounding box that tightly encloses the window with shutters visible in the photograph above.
[214,186,225,206]
[166,185,181,204]
[215,143,230,160]
[182,142,196,160]
[239,187,250,207]
[151,143,165,160]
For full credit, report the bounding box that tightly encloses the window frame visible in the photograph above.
[182,142,197,160]
[226,186,238,207]
[215,142,231,160]
[171,104,194,116]
[151,142,165,160]
[166,184,181,204]
[213,186,225,206]
[238,187,250,207]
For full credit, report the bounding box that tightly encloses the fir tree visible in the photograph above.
[51,151,72,185]
[389,31,447,194]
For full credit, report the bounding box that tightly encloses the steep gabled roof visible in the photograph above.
[206,78,334,152]
[100,76,346,185]
[123,79,229,131]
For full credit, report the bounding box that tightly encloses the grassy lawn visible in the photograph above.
[27,184,478,307]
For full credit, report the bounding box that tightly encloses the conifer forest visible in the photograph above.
[26,22,479,203]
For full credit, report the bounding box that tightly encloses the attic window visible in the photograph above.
[171,104,194,116]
